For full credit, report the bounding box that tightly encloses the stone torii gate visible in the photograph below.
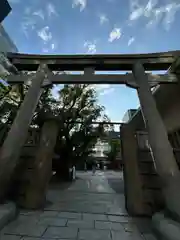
[0,51,180,219]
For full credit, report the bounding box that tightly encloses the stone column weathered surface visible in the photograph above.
[0,64,47,202]
[133,62,180,220]
[121,123,145,215]
[23,117,59,209]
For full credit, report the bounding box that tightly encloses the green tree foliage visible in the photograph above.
[0,82,26,125]
[105,138,121,163]
[33,84,110,179]
[0,81,110,179]
[0,81,27,143]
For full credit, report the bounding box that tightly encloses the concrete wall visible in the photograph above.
[161,94,180,132]
[130,83,180,132]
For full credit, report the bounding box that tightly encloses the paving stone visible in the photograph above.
[78,229,111,240]
[22,238,73,240]
[111,230,144,240]
[122,223,139,233]
[95,221,124,231]
[107,208,128,216]
[143,233,158,240]
[108,215,132,223]
[58,212,82,219]
[20,210,41,217]
[0,235,22,240]
[82,213,108,221]
[0,171,149,240]
[16,215,40,224]
[1,215,40,233]
[39,211,59,218]
[134,218,152,234]
[67,219,94,229]
[43,226,78,238]
[38,217,67,226]
[3,223,47,237]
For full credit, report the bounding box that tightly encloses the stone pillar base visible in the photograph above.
[121,124,146,216]
[152,212,180,240]
[163,173,180,222]
[20,189,46,209]
[0,202,17,231]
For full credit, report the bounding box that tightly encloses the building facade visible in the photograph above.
[0,0,11,23]
[0,24,18,53]
[0,1,18,54]
[122,109,137,123]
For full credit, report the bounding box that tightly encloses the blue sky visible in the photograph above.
[2,0,180,125]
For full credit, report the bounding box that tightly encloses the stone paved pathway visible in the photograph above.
[0,171,157,240]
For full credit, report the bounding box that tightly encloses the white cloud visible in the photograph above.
[146,3,180,30]
[21,17,36,37]
[72,0,87,11]
[146,7,164,28]
[129,7,144,21]
[51,43,55,50]
[163,3,180,31]
[144,0,158,17]
[51,43,57,50]
[108,28,121,42]
[33,10,44,20]
[37,26,52,42]
[89,84,115,96]
[41,42,57,53]
[84,41,97,54]
[99,14,109,25]
[128,37,135,46]
[128,0,180,31]
[47,3,58,17]
[99,88,115,96]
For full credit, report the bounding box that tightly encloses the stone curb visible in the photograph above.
[0,202,17,231]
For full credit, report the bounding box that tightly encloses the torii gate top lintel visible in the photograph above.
[6,50,180,71]
[1,50,180,86]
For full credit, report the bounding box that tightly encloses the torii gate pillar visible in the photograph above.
[133,62,180,220]
[0,64,50,202]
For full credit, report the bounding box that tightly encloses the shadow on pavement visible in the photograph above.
[107,177,124,194]
[49,175,73,190]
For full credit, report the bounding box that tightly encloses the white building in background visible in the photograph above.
[122,109,137,123]
[92,131,120,158]
[93,140,110,157]
[0,24,18,53]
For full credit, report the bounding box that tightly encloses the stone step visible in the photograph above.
[152,212,180,240]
